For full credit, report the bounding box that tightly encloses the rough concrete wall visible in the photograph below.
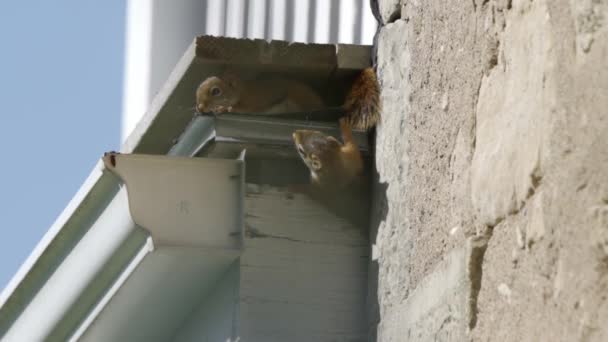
[371,0,608,340]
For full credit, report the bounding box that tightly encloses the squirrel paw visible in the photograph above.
[206,105,233,115]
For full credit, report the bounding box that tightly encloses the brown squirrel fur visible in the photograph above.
[290,67,381,191]
[291,118,370,226]
[280,68,380,226]
[342,67,381,130]
[292,118,364,191]
[196,68,381,130]
[196,73,325,114]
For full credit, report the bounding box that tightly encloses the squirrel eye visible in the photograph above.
[210,86,222,97]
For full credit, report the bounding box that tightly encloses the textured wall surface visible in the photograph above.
[371,0,608,340]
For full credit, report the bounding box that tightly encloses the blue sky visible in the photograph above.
[0,2,125,289]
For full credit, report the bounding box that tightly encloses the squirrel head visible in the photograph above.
[196,75,241,113]
[292,130,342,183]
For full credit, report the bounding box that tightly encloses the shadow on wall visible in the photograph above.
[367,142,388,341]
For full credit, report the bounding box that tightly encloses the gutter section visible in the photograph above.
[0,163,120,336]
[1,188,136,341]
[0,116,216,341]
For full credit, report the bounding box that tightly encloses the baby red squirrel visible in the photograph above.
[290,68,381,194]
[196,68,381,130]
[196,73,325,114]
[288,68,380,226]
[292,118,364,191]
[291,118,370,226]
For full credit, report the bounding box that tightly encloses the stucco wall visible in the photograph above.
[371,0,608,340]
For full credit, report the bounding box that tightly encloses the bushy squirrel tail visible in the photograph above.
[343,67,381,130]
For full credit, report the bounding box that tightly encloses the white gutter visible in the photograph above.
[0,116,216,341]
[0,162,107,309]
[1,186,136,341]
[67,237,155,342]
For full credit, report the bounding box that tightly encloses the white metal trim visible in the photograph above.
[67,237,155,342]
[2,188,135,341]
[0,166,100,309]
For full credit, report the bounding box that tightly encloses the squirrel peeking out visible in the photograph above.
[195,67,381,131]
[292,118,364,192]
[291,118,371,227]
[289,68,380,226]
